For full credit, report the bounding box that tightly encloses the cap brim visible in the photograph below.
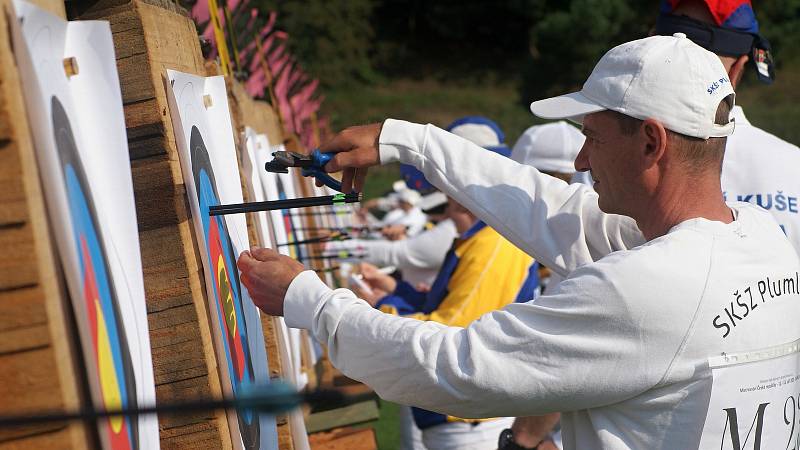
[529,91,606,124]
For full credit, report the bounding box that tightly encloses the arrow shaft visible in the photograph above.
[210,193,360,216]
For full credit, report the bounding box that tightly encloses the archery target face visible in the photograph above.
[240,129,275,250]
[191,126,260,447]
[165,70,277,450]
[10,3,158,448]
[53,96,139,449]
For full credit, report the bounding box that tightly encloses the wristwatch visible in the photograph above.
[497,428,541,450]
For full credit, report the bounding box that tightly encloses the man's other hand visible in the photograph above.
[319,123,383,193]
[237,247,306,316]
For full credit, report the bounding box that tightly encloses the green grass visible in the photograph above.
[351,400,401,450]
[372,401,402,450]
[322,78,541,147]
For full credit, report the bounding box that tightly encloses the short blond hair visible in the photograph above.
[613,94,733,174]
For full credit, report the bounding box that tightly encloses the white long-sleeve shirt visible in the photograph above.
[284,120,800,449]
[326,219,457,286]
[721,106,800,252]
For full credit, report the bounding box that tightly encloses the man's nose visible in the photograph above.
[574,144,590,172]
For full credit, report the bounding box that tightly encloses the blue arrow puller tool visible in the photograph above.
[265,149,344,192]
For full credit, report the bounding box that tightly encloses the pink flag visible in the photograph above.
[248,34,278,72]
[245,69,267,97]
[293,95,322,125]
[274,63,295,133]
[287,67,305,90]
[270,52,290,77]
[192,0,210,23]
[274,61,293,100]
[266,43,286,67]
[228,0,249,25]
[290,79,319,111]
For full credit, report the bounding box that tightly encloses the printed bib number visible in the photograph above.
[699,339,800,450]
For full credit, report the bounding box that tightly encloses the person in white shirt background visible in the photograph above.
[655,0,800,253]
[238,33,800,450]
[501,3,800,448]
[510,122,587,292]
[374,187,428,237]
[330,116,513,291]
[333,116,519,450]
[500,121,586,450]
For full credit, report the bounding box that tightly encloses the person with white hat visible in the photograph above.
[372,186,427,238]
[511,121,584,182]
[501,121,586,450]
[238,33,800,450]
[352,117,536,450]
[344,117,533,450]
[655,0,800,253]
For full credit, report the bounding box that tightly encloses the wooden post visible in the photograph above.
[76,1,234,448]
[0,0,91,448]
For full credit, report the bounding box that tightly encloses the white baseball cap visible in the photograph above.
[397,188,421,206]
[419,191,448,212]
[530,33,735,139]
[393,180,409,193]
[512,122,585,173]
[447,116,505,148]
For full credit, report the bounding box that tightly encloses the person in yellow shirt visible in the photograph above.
[355,119,538,450]
[359,197,537,328]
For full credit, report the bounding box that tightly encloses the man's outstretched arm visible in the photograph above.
[322,120,644,276]
[238,248,675,419]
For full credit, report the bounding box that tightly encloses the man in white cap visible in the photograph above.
[238,34,800,449]
[656,0,800,253]
[340,116,514,289]
[374,187,427,237]
[347,117,529,450]
[511,121,585,183]
[503,121,586,450]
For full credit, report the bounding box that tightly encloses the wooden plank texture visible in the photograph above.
[74,1,232,448]
[0,0,90,447]
[308,428,377,450]
[305,401,380,434]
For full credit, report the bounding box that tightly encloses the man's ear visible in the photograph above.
[641,119,668,168]
[729,54,749,88]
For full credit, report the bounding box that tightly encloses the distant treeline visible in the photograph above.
[255,0,800,99]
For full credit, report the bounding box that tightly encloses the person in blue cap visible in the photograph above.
[655,0,800,253]
[502,3,800,449]
[337,117,532,450]
[350,116,537,450]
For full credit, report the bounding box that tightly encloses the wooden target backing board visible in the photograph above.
[0,0,92,448]
[76,1,233,448]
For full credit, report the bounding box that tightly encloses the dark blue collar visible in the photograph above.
[460,221,487,240]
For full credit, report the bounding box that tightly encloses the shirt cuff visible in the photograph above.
[284,270,331,330]
[379,119,428,165]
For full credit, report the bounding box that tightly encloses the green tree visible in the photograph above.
[520,0,652,102]
[257,0,377,88]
